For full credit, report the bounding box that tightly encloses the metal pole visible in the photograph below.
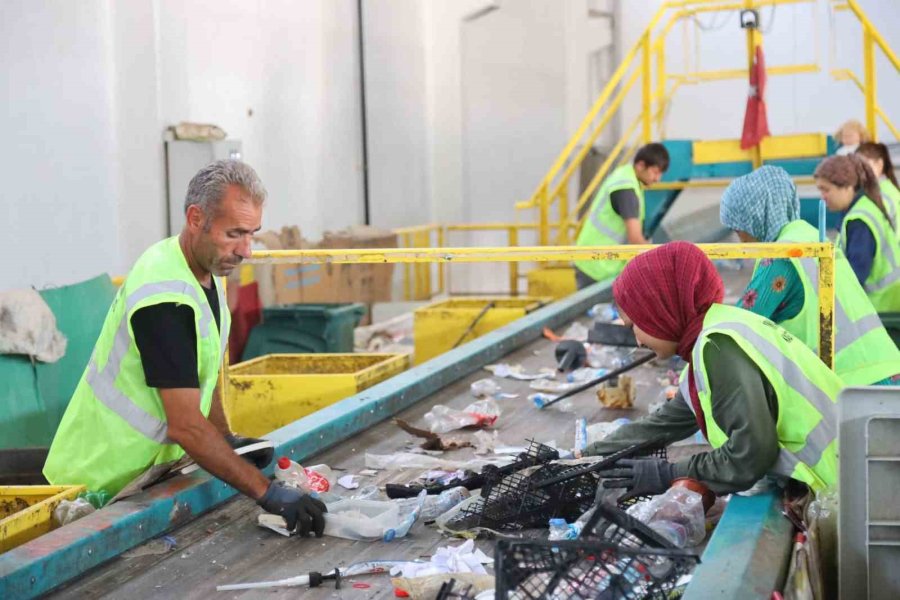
[863,26,877,141]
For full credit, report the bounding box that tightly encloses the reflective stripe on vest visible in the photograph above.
[85,280,216,443]
[791,257,884,351]
[692,320,836,479]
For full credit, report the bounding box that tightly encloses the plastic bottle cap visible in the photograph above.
[383,529,396,542]
[277,457,291,470]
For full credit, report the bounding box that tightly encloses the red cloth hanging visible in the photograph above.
[740,44,771,150]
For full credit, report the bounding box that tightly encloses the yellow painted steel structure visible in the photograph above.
[526,266,577,300]
[223,353,409,437]
[692,133,827,165]
[246,241,837,369]
[514,0,899,248]
[413,297,548,365]
[0,485,86,553]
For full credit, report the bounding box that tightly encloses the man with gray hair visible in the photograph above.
[45,160,327,538]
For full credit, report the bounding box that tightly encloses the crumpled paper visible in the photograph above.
[390,540,492,579]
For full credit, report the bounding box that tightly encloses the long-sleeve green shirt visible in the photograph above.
[585,334,780,494]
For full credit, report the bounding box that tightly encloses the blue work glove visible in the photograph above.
[225,433,274,470]
[597,458,676,501]
[258,481,328,537]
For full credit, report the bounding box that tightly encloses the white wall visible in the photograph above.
[2,0,365,291]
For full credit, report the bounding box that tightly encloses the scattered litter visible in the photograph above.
[529,393,573,412]
[121,535,177,558]
[484,363,555,381]
[574,418,587,454]
[469,378,501,398]
[352,582,371,589]
[274,458,336,493]
[420,469,466,486]
[597,375,635,408]
[257,513,291,537]
[391,540,492,579]
[424,399,501,434]
[493,445,528,455]
[217,560,405,591]
[567,367,607,383]
[472,430,498,455]
[395,418,474,451]
[324,490,427,541]
[587,303,618,321]
[561,321,589,342]
[626,487,706,548]
[416,487,470,522]
[360,469,379,477]
[392,573,495,600]
[584,419,630,446]
[52,498,95,527]
[528,379,575,393]
[365,452,512,471]
[338,475,360,490]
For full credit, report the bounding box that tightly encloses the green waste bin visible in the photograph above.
[242,303,366,360]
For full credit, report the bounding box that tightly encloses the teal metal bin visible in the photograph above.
[242,303,366,360]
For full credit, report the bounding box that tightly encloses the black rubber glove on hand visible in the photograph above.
[258,481,328,537]
[225,433,274,469]
[597,458,676,500]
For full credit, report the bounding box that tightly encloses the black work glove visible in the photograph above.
[258,481,328,537]
[225,433,274,470]
[597,458,676,501]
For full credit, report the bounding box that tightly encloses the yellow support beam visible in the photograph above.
[673,62,819,82]
[648,177,815,191]
[692,133,828,164]
[863,26,877,141]
[248,242,836,369]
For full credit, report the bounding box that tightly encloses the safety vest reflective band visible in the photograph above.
[839,195,900,312]
[691,304,842,492]
[44,237,230,496]
[881,179,900,237]
[574,164,645,284]
[770,220,900,386]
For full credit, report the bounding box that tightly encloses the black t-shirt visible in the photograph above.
[130,279,221,389]
[610,188,640,220]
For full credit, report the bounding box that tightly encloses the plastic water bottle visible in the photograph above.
[548,518,570,541]
[274,457,310,492]
[419,487,469,521]
[304,464,335,493]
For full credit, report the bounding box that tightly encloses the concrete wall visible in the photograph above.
[2,0,364,290]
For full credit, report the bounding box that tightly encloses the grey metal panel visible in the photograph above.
[838,386,900,600]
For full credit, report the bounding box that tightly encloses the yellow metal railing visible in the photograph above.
[246,242,836,369]
[518,0,899,247]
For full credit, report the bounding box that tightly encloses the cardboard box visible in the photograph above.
[255,226,396,305]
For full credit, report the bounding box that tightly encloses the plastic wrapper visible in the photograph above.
[472,430,498,455]
[484,363,555,380]
[626,487,706,548]
[529,379,575,393]
[323,490,427,541]
[470,378,502,398]
[424,399,501,433]
[52,498,96,527]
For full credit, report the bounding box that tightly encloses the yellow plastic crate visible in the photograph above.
[527,267,576,300]
[224,353,409,437]
[0,485,85,553]
[414,297,549,364]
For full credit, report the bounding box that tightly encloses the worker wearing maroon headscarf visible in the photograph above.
[587,242,844,496]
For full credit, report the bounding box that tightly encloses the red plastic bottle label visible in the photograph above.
[304,468,330,493]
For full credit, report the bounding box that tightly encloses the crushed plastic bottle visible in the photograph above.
[626,487,706,548]
[274,457,311,492]
[548,518,570,541]
[323,490,427,542]
[416,486,470,522]
[587,303,618,321]
[424,399,501,433]
[566,367,606,383]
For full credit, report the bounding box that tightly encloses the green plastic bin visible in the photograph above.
[242,303,366,360]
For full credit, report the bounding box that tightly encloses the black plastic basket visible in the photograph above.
[495,503,698,599]
[444,441,668,533]
[494,539,698,599]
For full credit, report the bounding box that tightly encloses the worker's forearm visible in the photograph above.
[170,419,269,500]
[585,399,698,456]
[207,386,232,437]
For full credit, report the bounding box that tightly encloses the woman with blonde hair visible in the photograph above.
[815,154,900,311]
[834,119,871,155]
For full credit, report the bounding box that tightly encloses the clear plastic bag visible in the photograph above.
[626,487,706,548]
[423,399,501,433]
[323,490,427,542]
[470,378,502,398]
[53,498,96,527]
